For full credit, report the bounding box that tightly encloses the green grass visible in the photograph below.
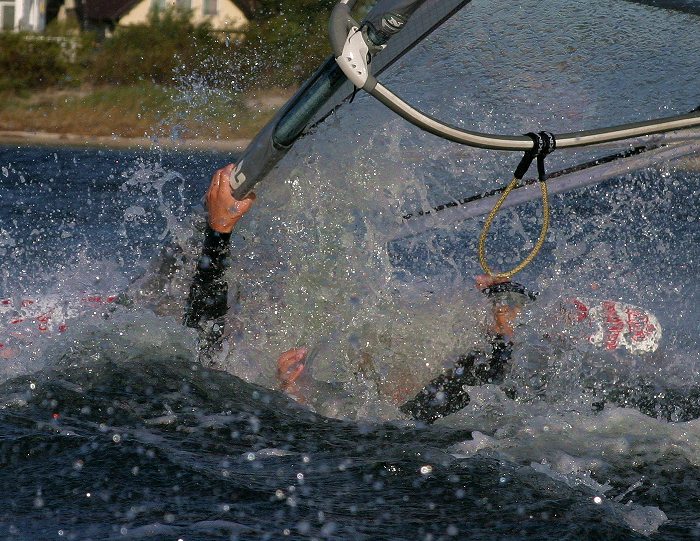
[0,83,286,141]
[0,5,332,142]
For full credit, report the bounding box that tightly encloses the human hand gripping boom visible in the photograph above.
[206,164,256,234]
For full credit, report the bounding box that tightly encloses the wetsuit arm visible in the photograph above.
[400,279,536,424]
[183,226,232,358]
[590,381,700,422]
[399,334,513,424]
[183,164,255,362]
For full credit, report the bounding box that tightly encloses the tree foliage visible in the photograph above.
[1,0,347,92]
[88,8,230,85]
[0,32,71,91]
[237,0,336,86]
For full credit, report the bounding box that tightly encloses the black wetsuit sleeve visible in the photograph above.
[590,382,700,422]
[399,336,513,424]
[183,227,232,352]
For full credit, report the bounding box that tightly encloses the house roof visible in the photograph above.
[228,0,256,19]
[83,0,141,20]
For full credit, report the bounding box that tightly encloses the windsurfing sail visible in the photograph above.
[388,130,700,242]
[229,0,470,198]
[330,1,700,152]
[323,0,700,255]
[230,0,700,197]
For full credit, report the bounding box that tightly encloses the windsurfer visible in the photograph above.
[191,164,700,424]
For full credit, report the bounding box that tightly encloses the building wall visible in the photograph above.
[119,0,247,31]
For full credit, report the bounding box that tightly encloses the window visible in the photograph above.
[202,0,216,16]
[150,0,166,11]
[1,3,15,30]
[176,0,190,10]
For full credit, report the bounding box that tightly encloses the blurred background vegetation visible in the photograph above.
[0,0,338,91]
[0,0,345,139]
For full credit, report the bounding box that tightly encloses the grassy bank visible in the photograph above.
[0,5,331,144]
[0,83,292,142]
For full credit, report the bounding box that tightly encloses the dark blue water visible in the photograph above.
[2,0,700,539]
[2,143,699,540]
[0,146,226,291]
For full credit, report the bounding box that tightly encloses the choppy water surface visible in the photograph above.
[1,0,700,539]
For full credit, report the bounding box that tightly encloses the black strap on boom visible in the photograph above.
[514,131,557,181]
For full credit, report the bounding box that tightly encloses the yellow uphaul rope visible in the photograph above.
[478,176,550,278]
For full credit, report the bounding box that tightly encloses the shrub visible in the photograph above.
[239,0,336,87]
[87,8,231,86]
[0,0,357,93]
[0,32,71,92]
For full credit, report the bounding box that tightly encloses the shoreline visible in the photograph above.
[0,130,252,152]
[2,130,697,170]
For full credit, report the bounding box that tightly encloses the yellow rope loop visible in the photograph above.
[478,177,550,278]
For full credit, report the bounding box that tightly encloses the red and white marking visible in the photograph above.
[1,294,118,351]
[567,297,661,354]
